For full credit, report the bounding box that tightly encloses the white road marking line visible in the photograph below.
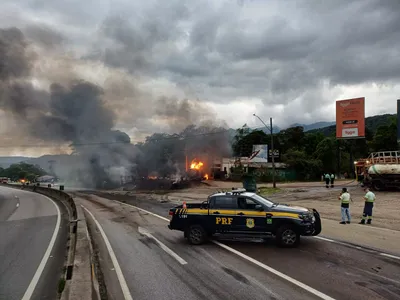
[16,203,19,207]
[313,236,335,242]
[314,236,400,260]
[138,226,187,265]
[212,240,335,300]
[21,195,61,300]
[379,253,400,260]
[81,205,133,300]
[118,201,170,221]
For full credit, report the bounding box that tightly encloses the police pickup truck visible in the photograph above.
[168,188,321,247]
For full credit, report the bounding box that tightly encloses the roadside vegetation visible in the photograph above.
[232,114,398,182]
[0,162,47,182]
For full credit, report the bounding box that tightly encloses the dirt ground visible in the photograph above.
[108,179,400,231]
[273,186,400,231]
[208,181,400,231]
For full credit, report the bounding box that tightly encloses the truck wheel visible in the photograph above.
[187,225,207,245]
[275,225,300,248]
[372,180,385,191]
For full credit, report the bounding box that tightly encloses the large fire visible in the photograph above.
[190,159,209,180]
[190,160,204,170]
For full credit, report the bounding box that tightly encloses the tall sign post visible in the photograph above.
[336,97,366,139]
[336,97,366,179]
[397,99,400,146]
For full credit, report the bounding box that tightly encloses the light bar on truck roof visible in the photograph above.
[232,188,247,192]
[228,188,247,195]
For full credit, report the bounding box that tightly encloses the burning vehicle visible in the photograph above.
[187,159,209,181]
[131,158,210,191]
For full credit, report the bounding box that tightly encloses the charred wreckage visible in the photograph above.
[127,159,210,191]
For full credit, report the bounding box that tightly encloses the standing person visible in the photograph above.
[339,187,352,224]
[359,188,376,224]
[324,173,330,188]
[330,172,335,188]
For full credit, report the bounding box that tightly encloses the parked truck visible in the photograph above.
[355,151,400,191]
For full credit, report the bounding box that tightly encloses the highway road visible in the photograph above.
[77,192,400,300]
[0,186,68,300]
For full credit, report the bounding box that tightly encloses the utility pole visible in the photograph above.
[253,114,276,188]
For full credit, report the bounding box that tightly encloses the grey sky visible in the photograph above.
[1,0,400,155]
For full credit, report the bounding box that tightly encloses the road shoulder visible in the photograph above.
[319,218,400,255]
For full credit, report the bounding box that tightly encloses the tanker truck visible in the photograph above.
[365,164,400,191]
[356,151,400,191]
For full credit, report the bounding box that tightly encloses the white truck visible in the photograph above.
[357,151,400,191]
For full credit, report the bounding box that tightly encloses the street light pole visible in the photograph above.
[253,114,276,188]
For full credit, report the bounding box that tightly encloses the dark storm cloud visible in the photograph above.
[0,27,33,80]
[89,1,190,74]
[23,24,65,48]
[1,0,400,129]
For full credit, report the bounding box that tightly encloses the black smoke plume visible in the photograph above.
[0,26,231,188]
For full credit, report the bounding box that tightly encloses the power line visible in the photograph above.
[0,125,268,148]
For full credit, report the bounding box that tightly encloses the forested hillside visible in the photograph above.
[232,113,398,180]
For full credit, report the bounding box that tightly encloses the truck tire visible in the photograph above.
[275,224,300,248]
[187,225,207,245]
[372,179,385,191]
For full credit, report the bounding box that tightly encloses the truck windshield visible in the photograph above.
[251,194,276,207]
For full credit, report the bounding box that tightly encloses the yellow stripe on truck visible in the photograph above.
[272,212,300,218]
[185,208,208,214]
[182,209,300,219]
[237,211,299,218]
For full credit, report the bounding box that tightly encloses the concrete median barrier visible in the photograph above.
[0,183,95,300]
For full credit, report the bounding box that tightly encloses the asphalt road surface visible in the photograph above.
[77,192,400,300]
[0,186,68,300]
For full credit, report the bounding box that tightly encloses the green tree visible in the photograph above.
[314,137,337,172]
[302,132,325,156]
[232,130,269,157]
[278,126,305,152]
[282,149,323,180]
[370,116,397,151]
[2,163,46,181]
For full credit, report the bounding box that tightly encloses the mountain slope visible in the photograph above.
[289,121,336,132]
[0,156,32,168]
[307,114,396,136]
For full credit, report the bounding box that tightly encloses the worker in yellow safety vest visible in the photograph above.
[339,187,352,224]
[359,188,375,224]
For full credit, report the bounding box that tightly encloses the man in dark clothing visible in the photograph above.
[330,173,335,188]
[324,173,330,188]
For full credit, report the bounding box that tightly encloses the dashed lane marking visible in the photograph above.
[380,253,400,260]
[313,236,400,260]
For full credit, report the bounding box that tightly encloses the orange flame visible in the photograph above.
[204,174,209,180]
[148,176,157,180]
[190,160,204,170]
